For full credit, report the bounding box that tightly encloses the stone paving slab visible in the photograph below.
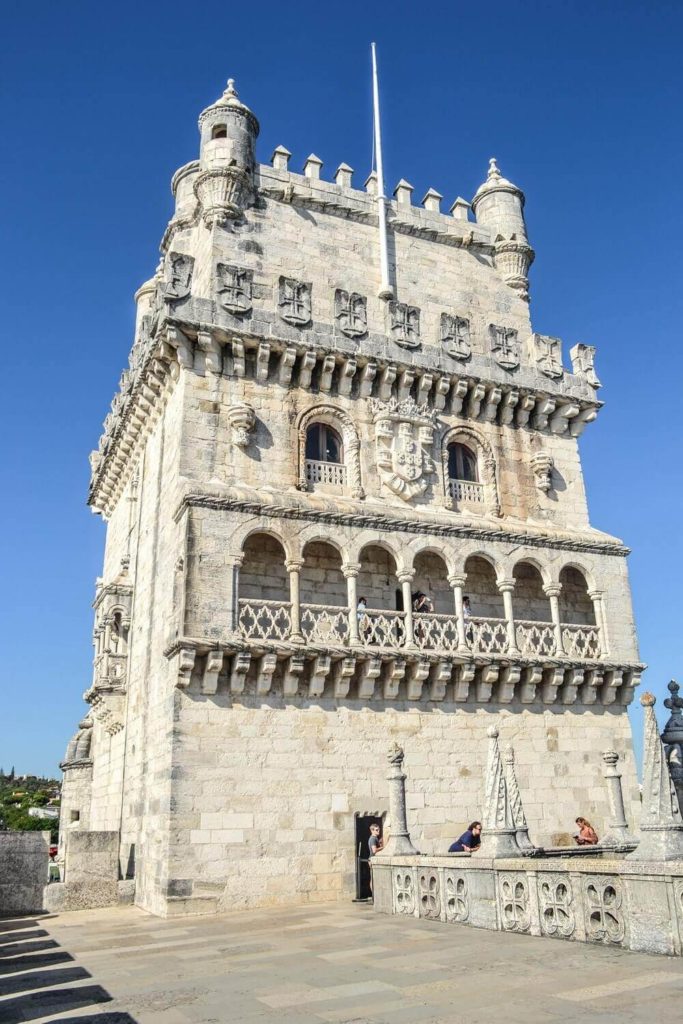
[0,904,682,1024]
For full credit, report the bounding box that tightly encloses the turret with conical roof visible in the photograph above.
[194,79,260,225]
[471,157,528,240]
[472,158,534,301]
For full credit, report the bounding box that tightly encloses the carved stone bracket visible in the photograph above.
[226,402,256,448]
[530,451,554,493]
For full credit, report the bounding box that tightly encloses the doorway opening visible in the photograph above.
[354,812,385,901]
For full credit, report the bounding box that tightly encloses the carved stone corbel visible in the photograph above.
[226,403,256,448]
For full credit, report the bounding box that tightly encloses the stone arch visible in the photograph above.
[407,538,458,578]
[300,540,346,607]
[240,530,289,603]
[297,404,363,499]
[412,548,453,614]
[298,526,350,565]
[233,523,298,563]
[348,531,408,573]
[559,563,596,625]
[512,559,551,622]
[463,553,505,618]
[357,542,401,612]
[441,425,501,517]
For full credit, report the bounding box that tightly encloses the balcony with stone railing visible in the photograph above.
[305,459,347,487]
[237,599,601,662]
[447,478,485,505]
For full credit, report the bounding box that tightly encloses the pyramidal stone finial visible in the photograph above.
[629,692,683,861]
[504,744,535,851]
[477,725,519,857]
[224,78,238,100]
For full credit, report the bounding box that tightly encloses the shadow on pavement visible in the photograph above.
[0,914,137,1024]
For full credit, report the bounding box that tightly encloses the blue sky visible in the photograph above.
[1,1,681,777]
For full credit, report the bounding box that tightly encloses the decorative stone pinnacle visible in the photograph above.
[488,157,501,180]
[664,680,683,712]
[641,692,656,707]
[387,741,404,765]
[224,78,238,99]
[602,749,619,767]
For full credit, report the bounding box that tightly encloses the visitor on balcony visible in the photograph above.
[357,596,370,642]
[463,595,474,642]
[448,821,482,852]
[412,591,433,644]
[574,817,599,846]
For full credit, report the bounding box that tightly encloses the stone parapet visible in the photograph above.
[371,853,683,957]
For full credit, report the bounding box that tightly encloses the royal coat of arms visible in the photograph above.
[370,397,438,500]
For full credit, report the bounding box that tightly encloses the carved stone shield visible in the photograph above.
[391,422,423,483]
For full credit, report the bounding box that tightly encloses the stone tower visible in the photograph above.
[64,78,643,916]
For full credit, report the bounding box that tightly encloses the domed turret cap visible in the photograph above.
[198,78,260,137]
[472,157,525,210]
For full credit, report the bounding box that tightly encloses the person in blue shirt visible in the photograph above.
[449,821,482,852]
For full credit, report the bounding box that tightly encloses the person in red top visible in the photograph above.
[575,817,599,845]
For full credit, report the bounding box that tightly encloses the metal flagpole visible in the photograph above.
[371,43,393,300]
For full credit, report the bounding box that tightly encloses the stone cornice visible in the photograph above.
[174,490,630,557]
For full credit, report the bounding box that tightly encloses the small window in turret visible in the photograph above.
[212,125,227,139]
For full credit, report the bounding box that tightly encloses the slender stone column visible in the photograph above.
[285,558,305,644]
[378,743,419,856]
[226,553,244,637]
[588,589,609,656]
[497,578,519,654]
[600,750,636,846]
[397,570,416,649]
[342,562,362,647]
[543,583,565,655]
[448,573,468,651]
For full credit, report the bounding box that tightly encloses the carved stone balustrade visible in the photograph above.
[562,624,601,660]
[304,459,347,487]
[238,599,292,641]
[300,604,349,645]
[413,613,460,653]
[448,478,485,505]
[515,620,557,657]
[467,617,509,655]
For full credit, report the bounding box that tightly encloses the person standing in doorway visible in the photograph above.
[368,822,384,857]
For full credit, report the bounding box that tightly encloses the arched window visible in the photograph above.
[306,423,343,463]
[211,124,227,139]
[447,442,484,506]
[305,423,346,487]
[448,442,478,483]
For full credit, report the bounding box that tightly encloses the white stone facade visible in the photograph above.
[61,78,643,917]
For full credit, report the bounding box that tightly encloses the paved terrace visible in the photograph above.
[0,904,681,1024]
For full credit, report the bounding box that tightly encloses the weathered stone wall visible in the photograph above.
[177,371,592,533]
[163,696,639,913]
[0,831,49,915]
